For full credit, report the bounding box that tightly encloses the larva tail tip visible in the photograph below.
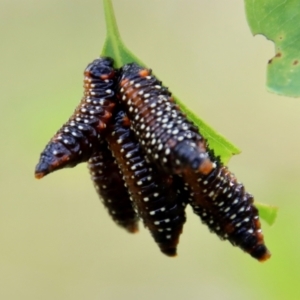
[258,250,271,263]
[161,247,177,257]
[35,161,51,179]
[126,224,139,234]
[35,172,45,179]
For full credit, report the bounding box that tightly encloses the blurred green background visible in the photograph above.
[1,0,300,299]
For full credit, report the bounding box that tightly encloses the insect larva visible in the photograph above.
[88,140,139,233]
[106,109,186,256]
[117,63,213,175]
[183,155,271,262]
[35,57,117,179]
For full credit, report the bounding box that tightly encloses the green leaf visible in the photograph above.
[101,0,277,225]
[255,202,278,226]
[101,0,240,164]
[245,0,300,97]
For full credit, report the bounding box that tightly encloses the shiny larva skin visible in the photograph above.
[88,141,139,233]
[118,63,213,175]
[106,109,186,256]
[183,155,271,262]
[35,57,117,178]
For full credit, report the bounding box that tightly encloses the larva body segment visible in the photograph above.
[35,57,117,178]
[88,141,139,233]
[117,63,213,175]
[106,109,186,256]
[183,154,271,262]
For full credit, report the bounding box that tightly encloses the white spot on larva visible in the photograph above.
[64,128,69,133]
[120,87,124,93]
[230,214,236,220]
[163,157,168,163]
[243,218,250,222]
[233,198,239,205]
[227,193,232,198]
[208,191,214,198]
[166,235,171,239]
[155,85,161,89]
[102,185,107,189]
[154,193,159,197]
[172,129,179,135]
[137,181,143,186]
[149,211,155,215]
[248,229,254,234]
[154,221,160,225]
[106,89,112,94]
[135,83,141,88]
[144,93,150,98]
[165,148,170,155]
[143,197,149,202]
[63,139,69,144]
[53,150,58,155]
[218,201,224,207]
[122,95,126,101]
[117,139,122,144]
[125,152,132,158]
[138,90,144,95]
[175,159,180,165]
[164,219,170,223]
[224,207,230,213]
[203,180,208,185]
[151,139,156,145]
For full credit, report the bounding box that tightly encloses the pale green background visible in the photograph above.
[1,0,300,299]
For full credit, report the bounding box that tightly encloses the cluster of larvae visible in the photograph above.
[35,57,270,261]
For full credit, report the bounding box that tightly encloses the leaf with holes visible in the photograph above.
[245,0,300,97]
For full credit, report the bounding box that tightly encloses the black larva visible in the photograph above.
[118,63,213,176]
[106,109,186,256]
[35,57,117,179]
[182,155,270,262]
[88,140,139,233]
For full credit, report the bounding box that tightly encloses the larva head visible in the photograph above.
[119,63,151,81]
[84,57,115,80]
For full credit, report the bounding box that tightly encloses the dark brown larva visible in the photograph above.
[117,63,213,176]
[35,57,117,179]
[88,140,139,233]
[182,154,271,262]
[106,109,186,256]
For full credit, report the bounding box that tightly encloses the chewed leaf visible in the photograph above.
[245,0,300,97]
[101,0,277,225]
